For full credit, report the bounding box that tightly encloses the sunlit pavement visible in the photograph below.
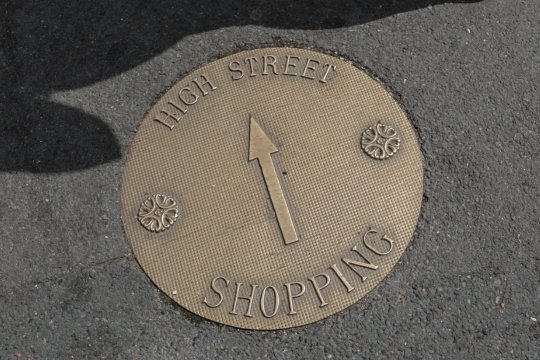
[0,1,538,358]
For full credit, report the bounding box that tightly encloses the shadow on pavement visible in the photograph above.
[0,0,479,173]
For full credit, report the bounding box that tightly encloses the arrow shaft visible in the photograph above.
[258,154,298,245]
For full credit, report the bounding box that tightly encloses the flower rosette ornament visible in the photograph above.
[138,194,179,232]
[361,122,401,160]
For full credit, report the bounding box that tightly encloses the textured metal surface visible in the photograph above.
[121,47,423,329]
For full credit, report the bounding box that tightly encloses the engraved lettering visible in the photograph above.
[284,282,306,315]
[245,57,258,77]
[203,276,230,308]
[363,229,394,256]
[168,99,188,114]
[229,60,244,80]
[260,286,280,318]
[226,56,337,84]
[230,282,258,317]
[153,74,219,130]
[330,264,354,292]
[301,58,320,80]
[201,230,391,317]
[320,63,337,83]
[154,109,181,130]
[263,55,279,75]
[154,74,218,130]
[179,87,198,105]
[342,245,379,282]
[308,273,331,307]
[283,55,301,76]
[193,74,217,96]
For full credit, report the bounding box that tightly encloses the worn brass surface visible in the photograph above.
[121,48,423,330]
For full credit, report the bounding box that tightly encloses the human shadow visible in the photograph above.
[0,0,479,173]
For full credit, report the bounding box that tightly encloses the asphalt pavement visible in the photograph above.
[0,0,538,359]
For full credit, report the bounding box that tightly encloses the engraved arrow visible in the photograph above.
[249,115,299,245]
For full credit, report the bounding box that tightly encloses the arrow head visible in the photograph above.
[249,115,278,161]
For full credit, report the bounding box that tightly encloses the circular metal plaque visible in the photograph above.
[121,48,423,329]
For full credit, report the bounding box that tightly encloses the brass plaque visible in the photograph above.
[121,48,423,329]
